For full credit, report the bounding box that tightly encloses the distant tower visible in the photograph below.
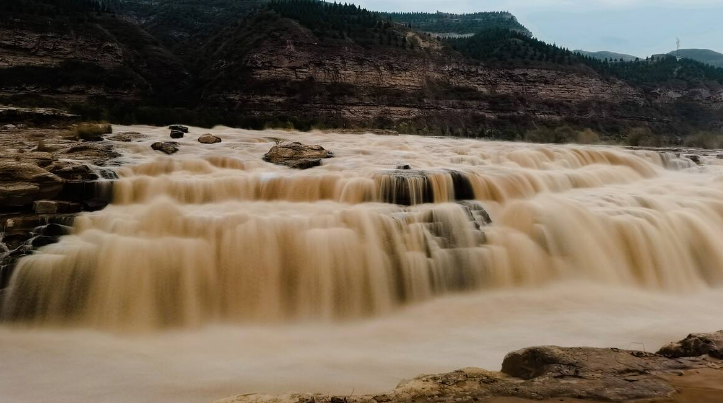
[676,37,681,59]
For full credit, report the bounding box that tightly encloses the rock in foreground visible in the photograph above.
[215,331,723,403]
[263,142,333,170]
[658,330,723,359]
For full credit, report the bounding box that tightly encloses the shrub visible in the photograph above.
[683,131,723,149]
[577,129,600,144]
[72,123,112,141]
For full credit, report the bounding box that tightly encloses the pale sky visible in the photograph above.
[353,0,723,57]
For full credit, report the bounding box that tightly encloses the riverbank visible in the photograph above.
[215,331,723,403]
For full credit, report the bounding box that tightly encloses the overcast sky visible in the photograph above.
[352,0,723,57]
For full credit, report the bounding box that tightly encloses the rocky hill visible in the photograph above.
[0,0,722,137]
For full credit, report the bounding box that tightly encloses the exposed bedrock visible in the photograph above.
[263,142,333,169]
[375,169,476,206]
[215,331,723,403]
[0,128,117,290]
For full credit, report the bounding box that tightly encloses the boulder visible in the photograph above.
[170,130,184,139]
[2,124,18,131]
[263,142,333,169]
[658,331,723,359]
[151,142,179,155]
[397,164,412,170]
[33,200,81,215]
[198,133,222,144]
[0,162,64,206]
[168,125,189,133]
[82,198,109,212]
[684,154,701,164]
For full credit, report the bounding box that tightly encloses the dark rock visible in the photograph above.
[198,133,222,144]
[169,125,189,133]
[658,331,723,359]
[82,198,109,212]
[396,164,412,170]
[1,124,18,131]
[31,235,59,248]
[684,154,701,164]
[151,142,179,155]
[40,223,72,237]
[263,142,332,169]
[33,200,81,214]
[170,130,184,139]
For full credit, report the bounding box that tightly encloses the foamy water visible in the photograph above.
[1,126,722,403]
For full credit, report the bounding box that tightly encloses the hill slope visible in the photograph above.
[386,11,531,37]
[669,49,723,68]
[576,50,641,62]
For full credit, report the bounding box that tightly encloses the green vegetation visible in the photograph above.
[447,29,723,86]
[385,11,530,36]
[72,122,112,141]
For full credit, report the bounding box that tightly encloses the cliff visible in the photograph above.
[0,1,721,135]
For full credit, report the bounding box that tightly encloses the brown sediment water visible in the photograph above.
[0,126,721,403]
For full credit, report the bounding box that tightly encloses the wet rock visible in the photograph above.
[46,161,99,181]
[151,141,179,155]
[198,133,222,144]
[263,142,332,169]
[0,162,64,207]
[2,124,18,131]
[30,235,59,248]
[40,223,72,237]
[108,132,145,142]
[169,125,189,133]
[33,200,81,214]
[684,154,701,164]
[82,198,109,212]
[170,130,185,139]
[396,164,412,170]
[658,331,723,359]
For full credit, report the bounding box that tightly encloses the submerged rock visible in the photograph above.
[263,142,332,169]
[198,133,222,144]
[151,141,179,155]
[109,132,146,142]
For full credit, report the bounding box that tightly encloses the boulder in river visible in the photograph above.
[151,142,179,155]
[170,130,184,139]
[168,125,189,133]
[263,142,333,169]
[108,132,146,142]
[198,133,222,144]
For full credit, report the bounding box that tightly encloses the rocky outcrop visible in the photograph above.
[198,133,222,144]
[0,106,80,126]
[215,331,723,403]
[658,331,723,359]
[109,132,146,142]
[0,162,64,206]
[263,142,333,169]
[0,127,117,288]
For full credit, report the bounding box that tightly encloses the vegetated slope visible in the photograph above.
[0,0,721,137]
[576,50,641,62]
[669,49,723,68]
[385,11,531,37]
[107,0,268,60]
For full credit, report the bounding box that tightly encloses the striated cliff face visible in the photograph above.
[0,13,191,104]
[0,5,721,133]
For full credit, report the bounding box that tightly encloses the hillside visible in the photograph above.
[668,48,723,68]
[576,50,641,62]
[386,11,531,37]
[0,0,721,137]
